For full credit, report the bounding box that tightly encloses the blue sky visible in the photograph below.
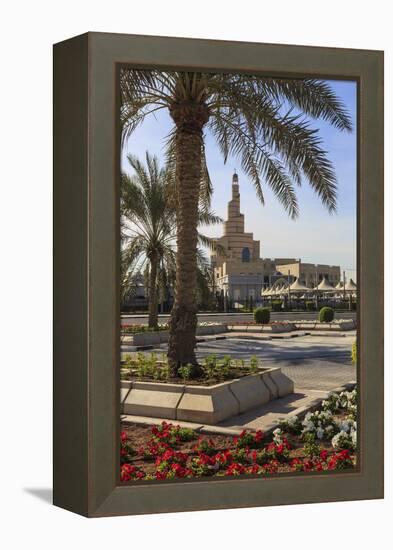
[121,79,357,280]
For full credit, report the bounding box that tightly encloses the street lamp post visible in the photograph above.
[287,269,291,311]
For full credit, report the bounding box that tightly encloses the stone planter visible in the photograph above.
[228,323,294,333]
[176,383,239,424]
[293,319,356,331]
[121,381,184,420]
[121,367,294,425]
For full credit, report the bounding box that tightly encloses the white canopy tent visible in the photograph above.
[345,278,357,292]
[314,276,336,292]
[289,278,311,293]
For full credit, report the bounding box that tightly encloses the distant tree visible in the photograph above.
[121,152,221,330]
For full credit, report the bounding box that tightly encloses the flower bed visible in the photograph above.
[121,323,169,334]
[121,321,226,335]
[120,387,357,482]
[121,352,261,385]
[278,388,357,450]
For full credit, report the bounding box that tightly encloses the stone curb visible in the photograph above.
[128,324,229,346]
[121,367,294,425]
[261,380,357,436]
[121,334,230,353]
[121,381,356,437]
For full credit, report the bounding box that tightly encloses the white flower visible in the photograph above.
[273,427,283,443]
[339,420,350,433]
[302,421,315,433]
[288,415,298,426]
[316,427,325,440]
[331,430,354,450]
[331,431,347,449]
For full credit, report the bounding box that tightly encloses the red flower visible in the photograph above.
[247,464,261,475]
[263,460,279,474]
[170,463,191,478]
[120,463,144,482]
[155,470,168,480]
[255,430,265,443]
[225,463,246,476]
[320,450,328,461]
[214,450,233,465]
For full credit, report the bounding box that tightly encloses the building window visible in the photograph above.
[242,247,250,262]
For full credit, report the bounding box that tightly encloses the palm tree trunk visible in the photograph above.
[167,129,203,370]
[148,253,159,330]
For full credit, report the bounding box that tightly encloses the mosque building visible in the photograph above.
[210,172,341,302]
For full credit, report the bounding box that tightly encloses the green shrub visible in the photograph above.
[319,306,334,322]
[254,307,270,324]
[351,341,357,364]
[249,355,259,373]
[303,433,321,458]
[178,364,193,382]
[271,300,283,312]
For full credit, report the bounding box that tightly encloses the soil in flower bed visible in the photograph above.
[120,416,356,482]
[121,324,169,334]
[123,369,256,386]
[121,353,261,386]
[121,322,224,335]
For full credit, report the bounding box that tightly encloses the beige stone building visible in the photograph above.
[275,260,341,288]
[210,173,341,301]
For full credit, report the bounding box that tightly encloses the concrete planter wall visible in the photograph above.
[293,319,356,331]
[229,323,294,333]
[121,367,294,425]
[229,319,355,333]
[129,324,228,346]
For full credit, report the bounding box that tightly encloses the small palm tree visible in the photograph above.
[121,152,221,331]
[121,71,352,368]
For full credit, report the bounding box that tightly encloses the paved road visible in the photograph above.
[130,333,356,393]
[194,335,356,392]
[121,311,356,325]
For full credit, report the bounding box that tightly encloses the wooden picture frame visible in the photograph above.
[53,32,383,517]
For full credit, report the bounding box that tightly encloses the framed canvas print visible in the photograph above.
[53,32,383,517]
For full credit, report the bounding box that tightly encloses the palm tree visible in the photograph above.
[120,71,352,369]
[121,152,222,331]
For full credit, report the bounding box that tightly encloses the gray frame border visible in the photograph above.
[53,32,383,517]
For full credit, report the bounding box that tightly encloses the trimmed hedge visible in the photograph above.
[271,300,283,312]
[319,306,334,323]
[351,341,357,364]
[254,307,270,324]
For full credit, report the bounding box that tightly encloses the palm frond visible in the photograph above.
[256,77,353,132]
[121,68,352,218]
